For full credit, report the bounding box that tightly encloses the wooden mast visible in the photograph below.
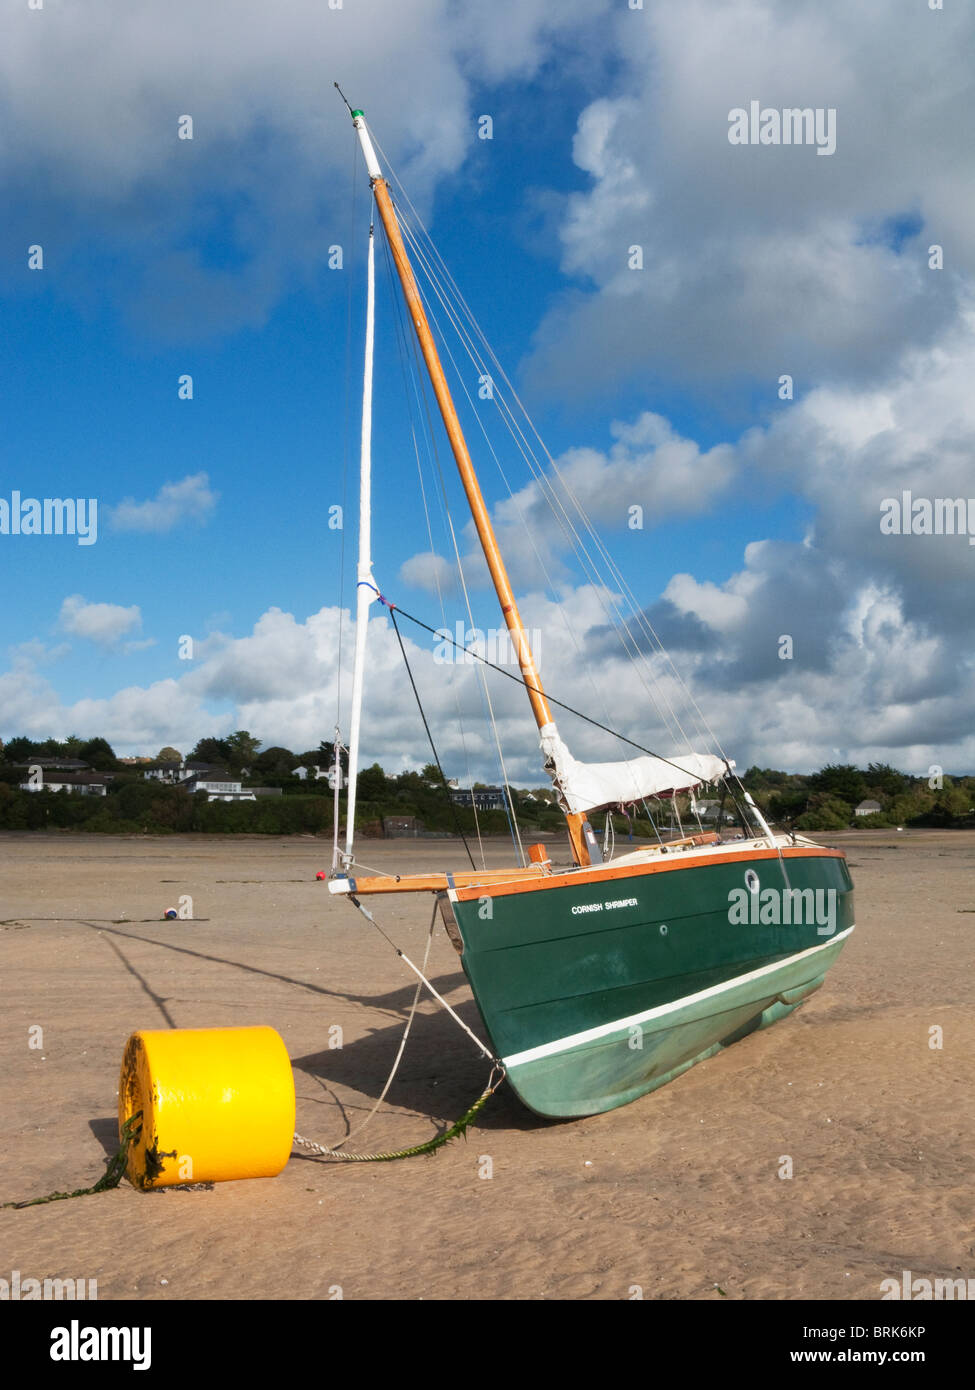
[346,102,593,866]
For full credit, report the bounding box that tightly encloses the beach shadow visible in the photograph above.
[88,1115,121,1158]
[80,920,464,1021]
[79,921,552,1136]
[95,930,178,1028]
[292,1000,553,1136]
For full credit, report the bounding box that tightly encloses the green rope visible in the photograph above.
[296,1068,503,1163]
[2,1111,143,1209]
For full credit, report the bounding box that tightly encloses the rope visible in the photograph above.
[293,895,505,1162]
[2,1111,143,1208]
[397,214,623,756]
[371,587,726,787]
[347,893,495,1059]
[294,1066,504,1162]
[372,139,757,813]
[390,174,701,756]
[381,214,517,864]
[388,604,477,870]
[310,901,437,1154]
[381,225,487,870]
[439,501,526,865]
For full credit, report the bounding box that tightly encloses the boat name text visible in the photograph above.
[571,897,638,916]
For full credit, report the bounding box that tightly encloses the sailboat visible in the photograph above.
[327,98,855,1120]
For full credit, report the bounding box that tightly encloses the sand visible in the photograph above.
[1,828,972,1301]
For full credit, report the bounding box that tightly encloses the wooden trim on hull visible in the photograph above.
[328,842,847,898]
[451,845,847,902]
[327,863,551,895]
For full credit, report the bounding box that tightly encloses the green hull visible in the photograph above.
[450,849,853,1118]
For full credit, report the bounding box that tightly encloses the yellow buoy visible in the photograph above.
[118,1026,295,1190]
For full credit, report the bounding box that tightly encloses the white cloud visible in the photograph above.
[4,2,975,778]
[664,574,750,634]
[8,294,975,778]
[525,0,974,399]
[439,410,737,590]
[739,302,975,619]
[110,473,218,533]
[59,595,143,648]
[398,551,459,598]
[3,551,975,781]
[0,0,610,338]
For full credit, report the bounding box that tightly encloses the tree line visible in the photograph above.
[0,735,971,836]
[741,762,974,830]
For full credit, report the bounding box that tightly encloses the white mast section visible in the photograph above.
[330,725,345,871]
[342,222,377,869]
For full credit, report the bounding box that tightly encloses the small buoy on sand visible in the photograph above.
[163,908,178,920]
[315,871,326,880]
[118,1026,294,1190]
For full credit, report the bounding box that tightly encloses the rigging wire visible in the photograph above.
[370,133,743,785]
[378,208,526,863]
[387,608,478,870]
[395,214,624,751]
[366,583,732,788]
[394,206,703,759]
[367,124,760,830]
[375,220,490,866]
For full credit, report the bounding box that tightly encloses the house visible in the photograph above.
[449,786,511,812]
[181,772,243,798]
[203,786,283,803]
[143,761,183,783]
[855,800,883,817]
[144,760,230,785]
[180,773,283,803]
[15,758,90,772]
[19,771,109,796]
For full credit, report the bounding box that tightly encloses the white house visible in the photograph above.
[182,773,242,797]
[19,771,109,796]
[855,800,883,817]
[144,760,229,785]
[449,786,510,812]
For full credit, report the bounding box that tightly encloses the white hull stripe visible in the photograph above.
[503,925,855,1069]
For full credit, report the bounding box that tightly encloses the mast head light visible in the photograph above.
[351,109,364,119]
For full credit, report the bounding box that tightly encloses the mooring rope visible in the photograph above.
[293,896,505,1162]
[347,893,495,1059]
[294,1065,505,1163]
[311,901,439,1154]
[2,1111,143,1209]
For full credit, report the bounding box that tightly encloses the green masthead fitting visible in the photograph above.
[351,109,364,119]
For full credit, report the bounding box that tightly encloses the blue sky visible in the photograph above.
[2,1,974,780]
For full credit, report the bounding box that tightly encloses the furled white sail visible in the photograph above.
[539,723,730,816]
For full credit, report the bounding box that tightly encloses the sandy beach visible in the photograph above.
[1,829,972,1301]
